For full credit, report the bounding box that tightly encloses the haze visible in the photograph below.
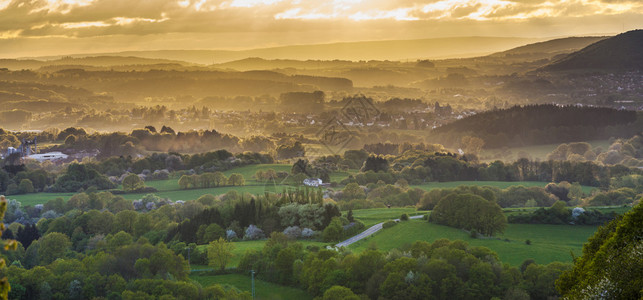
[1,0,642,58]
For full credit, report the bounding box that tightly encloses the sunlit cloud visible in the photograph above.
[0,0,640,57]
[230,0,284,8]
[31,0,96,14]
[60,21,109,29]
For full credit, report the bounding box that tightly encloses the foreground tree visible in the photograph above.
[556,202,642,299]
[0,196,18,299]
[207,237,235,271]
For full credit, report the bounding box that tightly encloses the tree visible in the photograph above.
[227,173,245,186]
[556,203,642,299]
[323,286,360,300]
[37,232,71,265]
[178,175,191,189]
[122,174,145,192]
[343,183,365,200]
[201,223,225,244]
[18,179,34,194]
[322,217,343,242]
[213,172,227,187]
[460,136,485,156]
[64,134,76,146]
[0,196,18,299]
[430,193,506,236]
[207,237,235,271]
[197,194,217,206]
[114,210,138,234]
[361,155,389,172]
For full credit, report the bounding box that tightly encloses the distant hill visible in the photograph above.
[0,56,192,70]
[543,30,643,71]
[23,37,543,64]
[490,36,606,58]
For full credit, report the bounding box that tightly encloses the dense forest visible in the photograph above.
[431,105,641,147]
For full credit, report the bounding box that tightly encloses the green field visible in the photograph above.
[190,273,312,300]
[348,219,598,266]
[196,240,329,268]
[8,179,597,206]
[351,207,427,227]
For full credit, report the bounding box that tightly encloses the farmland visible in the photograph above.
[190,273,312,300]
[347,218,599,266]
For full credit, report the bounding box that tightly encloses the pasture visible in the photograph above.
[347,219,598,266]
[10,178,595,206]
[196,240,328,268]
[190,273,312,300]
[351,207,427,227]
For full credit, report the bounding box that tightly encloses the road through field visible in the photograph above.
[335,215,424,248]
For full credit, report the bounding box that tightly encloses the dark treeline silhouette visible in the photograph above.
[341,150,641,188]
[431,105,640,148]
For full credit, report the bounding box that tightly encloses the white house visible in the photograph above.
[303,178,323,187]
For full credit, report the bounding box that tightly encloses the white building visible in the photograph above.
[26,152,69,162]
[303,178,323,187]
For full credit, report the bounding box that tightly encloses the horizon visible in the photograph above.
[10,32,617,61]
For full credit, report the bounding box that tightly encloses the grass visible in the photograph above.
[7,180,598,206]
[351,207,428,227]
[196,240,329,268]
[348,219,599,266]
[6,164,295,204]
[190,273,312,300]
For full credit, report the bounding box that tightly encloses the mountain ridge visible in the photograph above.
[542,30,643,71]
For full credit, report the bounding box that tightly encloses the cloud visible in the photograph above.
[0,0,640,57]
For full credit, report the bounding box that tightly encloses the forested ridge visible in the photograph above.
[431,105,640,147]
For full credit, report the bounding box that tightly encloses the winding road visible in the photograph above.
[335,215,424,248]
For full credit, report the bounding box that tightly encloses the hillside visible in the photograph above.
[429,105,640,148]
[0,56,193,70]
[24,36,542,64]
[490,36,606,59]
[543,30,643,71]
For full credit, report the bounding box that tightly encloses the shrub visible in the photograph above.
[525,239,531,245]
[382,220,397,229]
[226,229,237,240]
[400,213,409,221]
[283,226,302,239]
[243,225,265,241]
[301,228,315,238]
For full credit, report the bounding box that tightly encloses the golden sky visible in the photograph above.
[0,0,641,57]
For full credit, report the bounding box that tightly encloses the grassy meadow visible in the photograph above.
[190,273,312,300]
[7,172,592,206]
[348,219,598,266]
[196,240,329,268]
[351,207,427,227]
